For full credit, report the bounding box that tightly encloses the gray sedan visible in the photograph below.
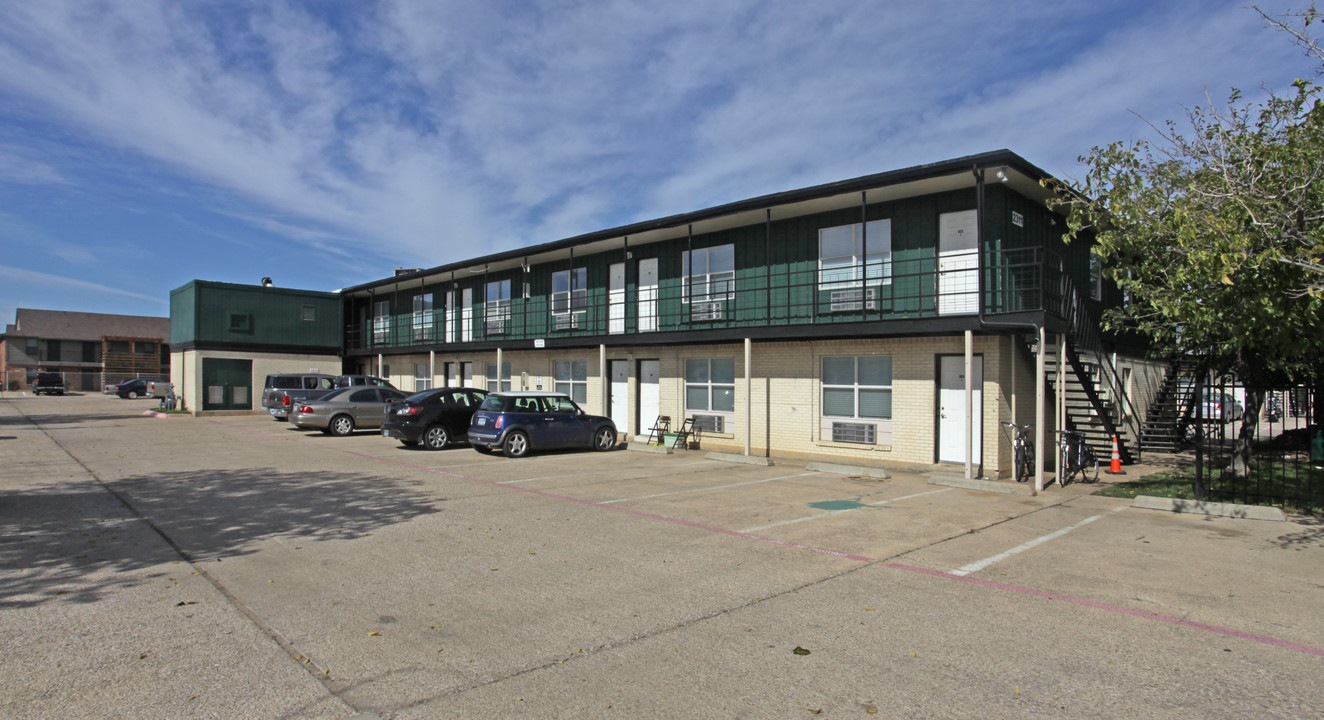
[290,387,408,436]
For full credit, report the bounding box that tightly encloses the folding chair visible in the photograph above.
[675,417,699,450]
[646,415,671,446]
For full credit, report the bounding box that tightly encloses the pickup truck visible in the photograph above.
[33,372,66,396]
[261,373,337,420]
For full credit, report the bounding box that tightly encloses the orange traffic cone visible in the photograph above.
[1105,436,1125,475]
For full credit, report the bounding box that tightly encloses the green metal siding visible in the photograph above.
[190,282,341,347]
[169,282,198,345]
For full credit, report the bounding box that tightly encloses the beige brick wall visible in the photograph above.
[171,350,339,415]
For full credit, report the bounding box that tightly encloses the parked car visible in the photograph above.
[468,392,618,458]
[1200,390,1244,423]
[116,378,172,399]
[380,387,488,450]
[335,375,396,389]
[33,372,66,396]
[291,387,408,435]
[261,373,337,420]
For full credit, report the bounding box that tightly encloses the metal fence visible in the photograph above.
[1185,374,1323,512]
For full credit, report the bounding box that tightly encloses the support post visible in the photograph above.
[745,338,752,457]
[600,344,607,416]
[965,330,974,479]
[1035,326,1046,492]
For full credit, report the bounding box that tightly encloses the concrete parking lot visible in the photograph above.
[2,392,1321,719]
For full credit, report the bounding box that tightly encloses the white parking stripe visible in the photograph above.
[950,505,1126,576]
[740,488,953,533]
[601,472,820,504]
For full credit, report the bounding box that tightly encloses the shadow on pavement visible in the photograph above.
[0,467,442,609]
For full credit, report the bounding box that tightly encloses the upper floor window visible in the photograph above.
[682,244,735,304]
[413,293,434,341]
[819,220,892,289]
[552,268,587,315]
[486,280,511,334]
[373,300,390,343]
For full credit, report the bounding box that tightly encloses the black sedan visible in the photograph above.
[380,387,488,450]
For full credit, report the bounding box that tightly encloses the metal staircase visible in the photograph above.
[1031,260,1142,464]
[1139,358,1199,453]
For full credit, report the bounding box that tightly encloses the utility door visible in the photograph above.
[638,359,660,438]
[638,258,658,332]
[937,209,979,315]
[608,359,629,435]
[202,358,252,411]
[937,355,983,464]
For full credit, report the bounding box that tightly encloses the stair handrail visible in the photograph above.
[1052,258,1143,454]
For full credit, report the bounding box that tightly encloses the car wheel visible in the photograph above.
[423,425,450,450]
[329,414,355,436]
[593,426,616,451]
[128,391,139,399]
[503,431,529,458]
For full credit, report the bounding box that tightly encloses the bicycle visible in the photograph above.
[1001,422,1034,483]
[1055,429,1099,486]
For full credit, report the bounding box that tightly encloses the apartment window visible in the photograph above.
[414,363,432,391]
[682,244,735,304]
[486,280,511,334]
[373,300,390,344]
[819,220,892,289]
[485,361,511,392]
[822,356,892,419]
[413,293,434,341]
[685,358,735,414]
[552,268,588,315]
[554,360,588,403]
[135,341,156,356]
[1089,255,1103,301]
[25,339,39,359]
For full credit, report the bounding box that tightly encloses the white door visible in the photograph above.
[609,360,629,434]
[938,209,979,315]
[461,288,473,342]
[445,290,456,343]
[638,360,660,439]
[638,258,658,332]
[609,263,626,335]
[938,355,983,464]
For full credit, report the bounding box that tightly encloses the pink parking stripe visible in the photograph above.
[887,563,1324,657]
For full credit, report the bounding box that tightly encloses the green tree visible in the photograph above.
[1050,6,1324,478]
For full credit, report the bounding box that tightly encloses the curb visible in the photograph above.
[626,443,672,455]
[926,473,1037,496]
[1131,495,1286,521]
[706,451,774,466]
[806,462,890,479]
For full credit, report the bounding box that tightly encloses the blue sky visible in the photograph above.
[0,1,1314,324]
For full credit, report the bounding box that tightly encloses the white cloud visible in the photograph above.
[0,264,164,305]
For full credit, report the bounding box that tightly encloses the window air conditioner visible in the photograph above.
[691,414,724,433]
[554,313,580,330]
[832,421,876,444]
[691,302,723,321]
[829,288,877,312]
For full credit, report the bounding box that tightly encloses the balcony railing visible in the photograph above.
[347,248,1074,351]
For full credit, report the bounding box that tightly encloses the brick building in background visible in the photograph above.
[1,309,169,392]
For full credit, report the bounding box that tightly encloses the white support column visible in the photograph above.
[1056,333,1066,480]
[377,353,383,380]
[964,330,974,479]
[496,347,503,392]
[744,338,752,457]
[600,344,607,416]
[1035,326,1046,492]
[429,350,435,389]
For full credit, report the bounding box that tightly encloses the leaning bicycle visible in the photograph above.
[1055,429,1099,486]
[1001,422,1034,483]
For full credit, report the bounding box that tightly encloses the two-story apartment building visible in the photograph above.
[339,150,1165,481]
[1,309,169,392]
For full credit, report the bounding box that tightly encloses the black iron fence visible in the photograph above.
[1185,374,1324,512]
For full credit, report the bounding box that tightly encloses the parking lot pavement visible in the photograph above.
[3,393,1322,719]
